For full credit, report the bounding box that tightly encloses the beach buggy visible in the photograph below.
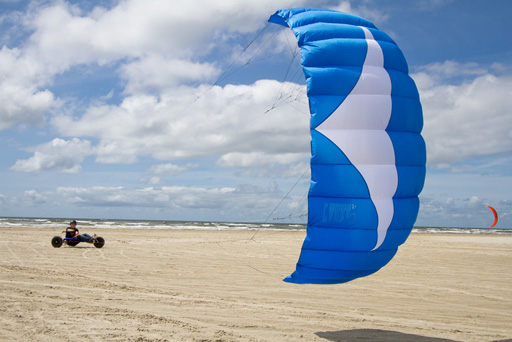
[51,220,105,248]
[51,232,105,248]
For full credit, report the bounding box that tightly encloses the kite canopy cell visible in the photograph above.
[269,8,426,284]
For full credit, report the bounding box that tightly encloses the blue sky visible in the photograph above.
[0,0,511,228]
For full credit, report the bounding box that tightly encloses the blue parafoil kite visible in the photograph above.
[269,8,426,284]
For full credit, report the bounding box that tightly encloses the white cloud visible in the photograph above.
[0,47,56,129]
[56,185,235,209]
[140,163,198,185]
[51,182,303,221]
[52,80,309,166]
[414,61,512,167]
[1,0,309,131]
[120,55,219,94]
[22,0,308,68]
[150,163,190,176]
[217,151,309,177]
[413,61,488,88]
[2,0,311,180]
[329,1,389,24]
[24,189,47,204]
[217,151,305,168]
[11,138,93,173]
[146,176,161,185]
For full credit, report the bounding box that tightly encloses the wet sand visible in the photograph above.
[1,227,511,341]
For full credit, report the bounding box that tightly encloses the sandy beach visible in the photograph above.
[0,227,511,342]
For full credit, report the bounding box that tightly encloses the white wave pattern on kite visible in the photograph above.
[315,26,397,251]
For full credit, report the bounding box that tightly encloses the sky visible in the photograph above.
[0,0,511,228]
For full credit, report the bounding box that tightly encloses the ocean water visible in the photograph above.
[0,217,510,235]
[0,217,304,232]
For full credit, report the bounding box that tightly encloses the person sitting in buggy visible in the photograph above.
[66,220,95,242]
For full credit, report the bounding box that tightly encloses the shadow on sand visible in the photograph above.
[316,329,456,342]
[316,329,512,342]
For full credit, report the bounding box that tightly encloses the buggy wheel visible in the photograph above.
[66,240,79,247]
[51,236,63,248]
[94,236,105,248]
